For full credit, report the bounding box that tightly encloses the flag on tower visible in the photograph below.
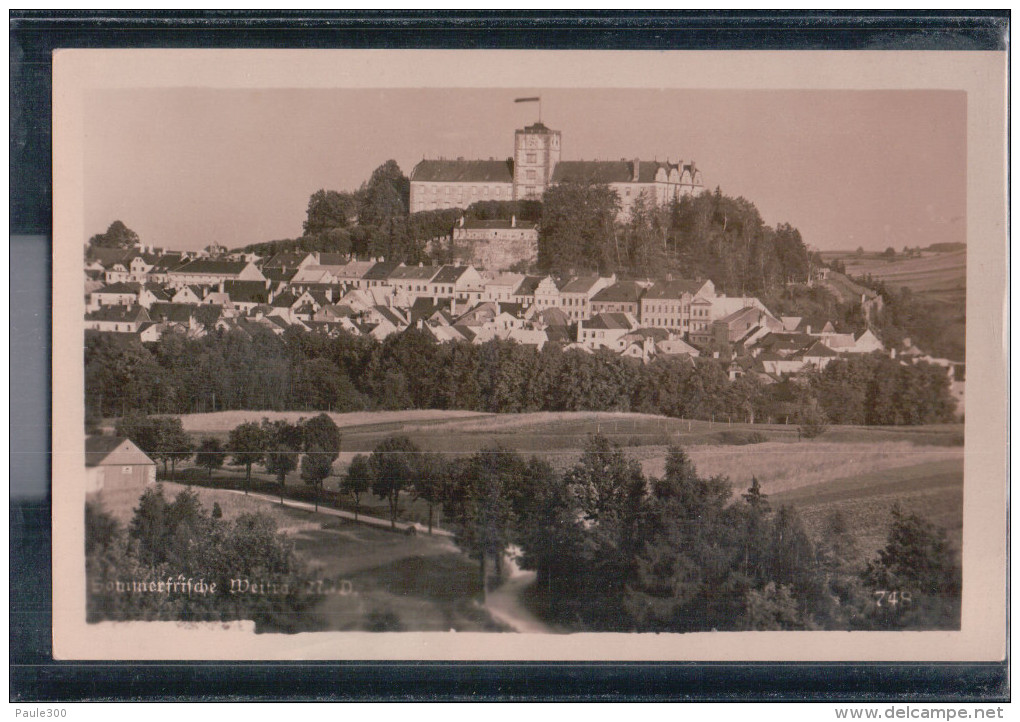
[514,97,540,103]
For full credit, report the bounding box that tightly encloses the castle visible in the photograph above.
[409,122,706,219]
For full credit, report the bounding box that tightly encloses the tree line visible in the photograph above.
[87,324,957,427]
[86,487,323,631]
[115,412,342,511]
[95,423,962,631]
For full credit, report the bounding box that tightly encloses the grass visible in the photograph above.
[158,481,505,632]
[770,458,963,563]
[636,441,963,496]
[823,249,965,303]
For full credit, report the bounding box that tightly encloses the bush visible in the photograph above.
[717,430,770,445]
[798,403,829,439]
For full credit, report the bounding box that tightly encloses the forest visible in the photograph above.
[85,324,957,428]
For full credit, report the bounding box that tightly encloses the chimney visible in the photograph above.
[459,216,465,227]
[511,215,517,228]
[631,158,640,182]
[218,280,225,293]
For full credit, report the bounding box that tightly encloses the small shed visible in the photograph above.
[85,436,157,516]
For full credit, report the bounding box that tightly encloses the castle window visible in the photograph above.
[526,153,536,164]
[526,170,536,180]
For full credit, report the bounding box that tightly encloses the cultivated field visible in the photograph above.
[822,249,966,303]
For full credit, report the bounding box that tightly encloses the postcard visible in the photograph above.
[51,48,1006,660]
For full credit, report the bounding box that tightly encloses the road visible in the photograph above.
[219,487,454,537]
[484,552,556,634]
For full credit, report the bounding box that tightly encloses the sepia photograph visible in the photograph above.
[50,48,1007,661]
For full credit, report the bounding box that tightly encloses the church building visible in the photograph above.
[409,122,705,218]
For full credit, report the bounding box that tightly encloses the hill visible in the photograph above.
[823,250,966,304]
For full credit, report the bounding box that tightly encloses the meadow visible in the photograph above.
[822,249,966,303]
[159,481,504,632]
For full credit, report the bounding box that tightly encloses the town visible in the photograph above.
[85,242,966,387]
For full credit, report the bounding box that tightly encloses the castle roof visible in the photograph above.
[410,159,514,184]
[552,160,698,185]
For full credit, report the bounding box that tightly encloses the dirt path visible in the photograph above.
[219,487,454,537]
[484,553,556,634]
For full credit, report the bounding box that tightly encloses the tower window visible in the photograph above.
[526,153,536,163]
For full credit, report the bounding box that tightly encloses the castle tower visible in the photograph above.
[513,122,561,201]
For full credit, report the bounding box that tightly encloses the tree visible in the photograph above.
[860,505,962,630]
[299,414,341,512]
[358,160,410,228]
[228,421,267,494]
[300,447,334,513]
[370,435,421,529]
[797,401,829,439]
[412,452,446,535]
[195,437,226,480]
[262,419,303,504]
[194,304,221,333]
[303,189,357,236]
[88,220,140,250]
[538,180,621,273]
[883,247,897,259]
[342,454,373,521]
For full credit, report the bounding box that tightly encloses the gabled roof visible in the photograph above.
[390,265,441,281]
[373,306,406,327]
[432,265,471,284]
[316,252,348,266]
[223,280,271,304]
[461,217,537,230]
[513,275,544,296]
[271,291,300,308]
[86,436,154,467]
[410,159,514,184]
[642,278,707,300]
[86,305,149,323]
[804,340,839,358]
[585,313,634,331]
[262,252,313,269]
[88,247,136,267]
[560,276,602,294]
[94,282,141,295]
[362,261,402,280]
[262,268,298,284]
[551,159,698,185]
[591,281,644,304]
[173,259,252,275]
[536,307,570,326]
[142,283,174,301]
[147,303,194,324]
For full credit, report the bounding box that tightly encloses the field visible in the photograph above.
[821,249,966,304]
[172,409,964,549]
[147,410,968,630]
[159,482,505,632]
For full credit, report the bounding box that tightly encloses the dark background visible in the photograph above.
[9,10,1008,702]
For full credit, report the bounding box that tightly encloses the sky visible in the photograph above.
[84,88,966,253]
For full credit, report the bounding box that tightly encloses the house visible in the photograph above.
[429,264,484,301]
[89,282,142,310]
[261,251,318,274]
[167,260,265,288]
[84,305,150,333]
[389,264,442,298]
[848,329,885,354]
[332,260,377,287]
[85,436,157,516]
[532,276,562,309]
[577,312,637,351]
[638,278,715,332]
[511,275,544,306]
[656,336,700,358]
[710,306,784,346]
[171,285,206,305]
[361,261,403,288]
[223,280,272,312]
[802,340,840,370]
[559,275,615,322]
[590,281,645,317]
[137,283,174,309]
